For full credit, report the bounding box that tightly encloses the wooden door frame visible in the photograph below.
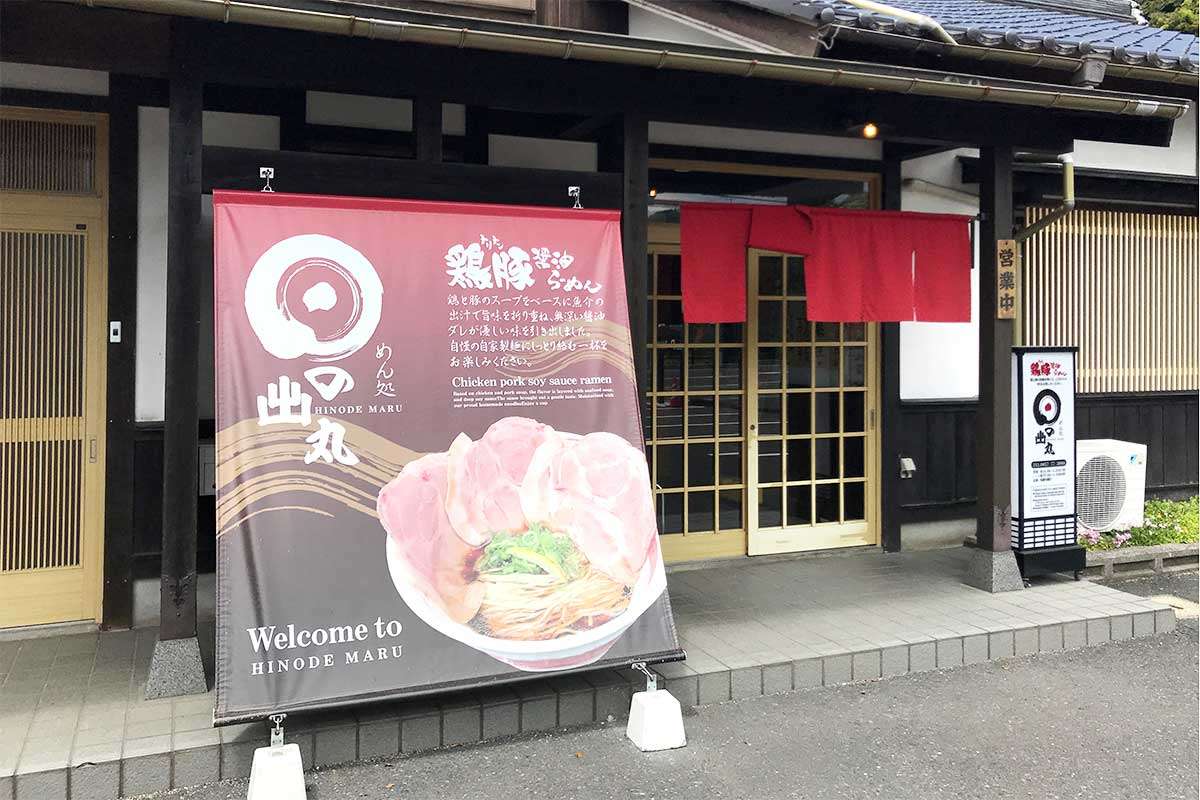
[0,106,109,626]
[744,249,880,555]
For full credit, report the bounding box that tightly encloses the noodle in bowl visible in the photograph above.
[385,535,667,671]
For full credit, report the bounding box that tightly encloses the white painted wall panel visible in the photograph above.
[136,108,279,421]
[1074,105,1197,177]
[305,91,466,135]
[488,134,597,172]
[900,148,980,401]
[627,6,736,48]
[0,61,108,95]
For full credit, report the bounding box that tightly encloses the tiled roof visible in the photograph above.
[738,0,1199,73]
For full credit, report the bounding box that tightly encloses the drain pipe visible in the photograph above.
[1016,154,1076,243]
[1011,153,1075,345]
[837,0,958,46]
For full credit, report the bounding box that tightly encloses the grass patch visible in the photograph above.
[1079,497,1199,551]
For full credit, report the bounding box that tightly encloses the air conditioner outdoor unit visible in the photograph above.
[1075,439,1146,532]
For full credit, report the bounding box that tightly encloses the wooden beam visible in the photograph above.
[413,95,443,163]
[202,145,624,207]
[160,20,203,641]
[618,114,650,399]
[463,106,490,165]
[102,74,141,630]
[975,146,1015,553]
[878,151,903,553]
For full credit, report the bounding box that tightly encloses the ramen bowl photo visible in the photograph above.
[378,416,666,671]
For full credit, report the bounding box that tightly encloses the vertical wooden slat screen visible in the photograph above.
[0,230,86,572]
[1023,207,1200,394]
[0,117,96,195]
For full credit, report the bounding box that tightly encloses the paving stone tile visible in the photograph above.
[792,658,822,689]
[1111,614,1134,641]
[313,725,358,767]
[400,712,441,753]
[1086,618,1111,645]
[121,752,171,796]
[173,729,221,751]
[442,706,483,746]
[173,744,220,789]
[730,667,762,700]
[358,720,400,759]
[14,768,66,800]
[822,654,852,686]
[69,760,120,800]
[851,651,881,681]
[762,663,792,695]
[880,646,908,678]
[935,638,963,669]
[1013,627,1039,656]
[696,671,731,704]
[1132,612,1155,638]
[1038,624,1064,652]
[910,641,938,673]
[481,700,520,739]
[962,635,988,665]
[125,716,173,739]
[1155,609,1176,634]
[585,674,631,722]
[122,734,173,759]
[219,741,256,780]
[552,678,596,726]
[1062,621,1087,650]
[662,675,699,709]
[988,631,1015,659]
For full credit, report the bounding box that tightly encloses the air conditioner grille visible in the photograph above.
[1076,455,1126,531]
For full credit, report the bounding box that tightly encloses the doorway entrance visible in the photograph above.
[0,106,109,627]
[745,250,878,555]
[645,235,879,563]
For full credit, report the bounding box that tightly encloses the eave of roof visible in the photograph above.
[47,0,1191,120]
[737,0,1198,78]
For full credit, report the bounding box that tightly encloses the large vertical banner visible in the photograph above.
[213,191,680,724]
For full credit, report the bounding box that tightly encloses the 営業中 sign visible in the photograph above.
[213,191,680,724]
[996,239,1018,320]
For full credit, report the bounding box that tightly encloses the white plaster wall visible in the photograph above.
[135,109,280,422]
[899,148,981,401]
[650,121,883,161]
[488,134,597,172]
[0,61,108,95]
[1074,105,1197,177]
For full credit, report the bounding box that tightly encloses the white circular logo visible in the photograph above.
[244,234,382,361]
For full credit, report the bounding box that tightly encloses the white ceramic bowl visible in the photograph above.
[385,536,666,672]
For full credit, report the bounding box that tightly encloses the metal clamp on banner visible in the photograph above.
[269,712,286,747]
[260,167,275,193]
[631,661,657,692]
[568,185,582,209]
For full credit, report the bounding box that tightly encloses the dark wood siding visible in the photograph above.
[898,392,1199,523]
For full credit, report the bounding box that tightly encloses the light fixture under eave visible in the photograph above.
[649,188,657,198]
[861,122,879,139]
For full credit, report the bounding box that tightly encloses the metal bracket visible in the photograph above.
[259,166,275,193]
[631,661,657,692]
[568,185,582,209]
[269,713,286,747]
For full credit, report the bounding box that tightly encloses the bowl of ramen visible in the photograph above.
[378,416,666,671]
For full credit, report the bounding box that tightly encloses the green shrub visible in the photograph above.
[1078,497,1199,551]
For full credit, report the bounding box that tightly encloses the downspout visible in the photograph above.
[837,0,958,46]
[1012,153,1076,345]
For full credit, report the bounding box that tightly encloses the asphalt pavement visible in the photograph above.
[151,571,1199,800]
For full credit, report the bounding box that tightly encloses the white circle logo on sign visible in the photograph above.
[244,234,383,361]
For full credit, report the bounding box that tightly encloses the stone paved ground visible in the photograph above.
[146,573,1199,800]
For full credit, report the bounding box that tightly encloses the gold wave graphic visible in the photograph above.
[496,320,635,382]
[215,418,420,537]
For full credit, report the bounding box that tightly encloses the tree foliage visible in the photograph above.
[1140,0,1198,33]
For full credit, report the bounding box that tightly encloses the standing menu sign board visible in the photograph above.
[1010,347,1078,551]
[213,191,680,724]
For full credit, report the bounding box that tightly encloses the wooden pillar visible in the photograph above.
[975,146,1016,553]
[160,23,203,642]
[102,75,141,629]
[878,151,903,553]
[463,106,489,165]
[414,96,443,163]
[620,113,649,398]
